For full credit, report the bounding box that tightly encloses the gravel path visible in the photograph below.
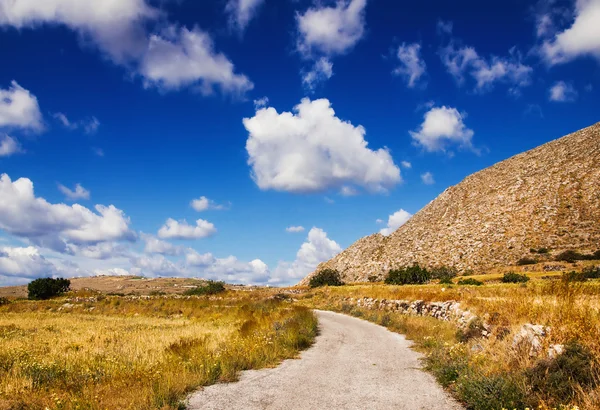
[187,310,463,410]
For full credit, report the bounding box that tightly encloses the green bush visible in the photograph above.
[0,297,9,306]
[385,264,431,285]
[530,248,549,254]
[516,257,537,266]
[555,250,598,263]
[562,271,588,282]
[457,278,483,286]
[582,265,600,279]
[183,281,226,296]
[430,266,457,283]
[527,341,597,405]
[27,278,70,300]
[501,272,530,283]
[455,371,527,410]
[308,269,344,288]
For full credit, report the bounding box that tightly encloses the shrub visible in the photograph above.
[27,278,71,300]
[594,250,600,260]
[527,341,598,404]
[183,281,226,296]
[530,248,549,254]
[308,269,344,288]
[367,275,379,283]
[554,250,597,263]
[583,265,600,279]
[385,264,431,285]
[430,266,457,283]
[516,257,537,266]
[457,278,483,286]
[562,271,588,282]
[501,272,530,283]
[439,277,454,285]
[455,371,527,410]
[0,297,9,306]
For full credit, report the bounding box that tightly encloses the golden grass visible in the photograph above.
[0,291,317,410]
[298,277,600,409]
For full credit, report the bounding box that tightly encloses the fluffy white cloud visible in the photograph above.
[130,254,183,277]
[226,0,265,32]
[302,57,334,90]
[185,250,270,284]
[141,234,181,255]
[190,196,228,212]
[286,226,305,233]
[0,135,23,157]
[0,81,44,132]
[410,106,475,152]
[58,183,90,201]
[140,26,253,95]
[244,98,401,194]
[65,242,129,260]
[440,42,532,94]
[0,246,58,278]
[157,218,216,240]
[0,173,135,251]
[0,2,252,97]
[379,209,412,236]
[421,172,435,185]
[549,81,578,102]
[393,43,427,88]
[540,0,600,64]
[400,160,412,169]
[253,97,269,109]
[271,227,342,285]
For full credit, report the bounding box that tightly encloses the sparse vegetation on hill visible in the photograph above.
[309,269,344,288]
[27,277,70,300]
[0,290,317,409]
[456,278,483,286]
[183,280,226,296]
[385,264,431,285]
[501,272,530,283]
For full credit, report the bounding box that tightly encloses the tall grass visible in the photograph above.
[0,292,317,409]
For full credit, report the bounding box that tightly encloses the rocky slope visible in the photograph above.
[301,122,600,284]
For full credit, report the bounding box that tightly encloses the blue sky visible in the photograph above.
[0,0,598,286]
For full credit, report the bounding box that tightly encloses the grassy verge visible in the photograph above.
[0,291,317,409]
[299,279,600,410]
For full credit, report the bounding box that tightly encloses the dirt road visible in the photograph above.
[188,310,462,409]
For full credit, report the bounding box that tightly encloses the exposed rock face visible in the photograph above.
[301,122,600,284]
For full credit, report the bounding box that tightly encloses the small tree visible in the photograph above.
[183,281,226,296]
[27,278,71,300]
[501,272,530,283]
[385,264,431,285]
[309,269,344,288]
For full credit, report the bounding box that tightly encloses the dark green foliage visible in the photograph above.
[384,264,431,285]
[367,275,379,283]
[455,371,527,410]
[457,278,483,286]
[0,297,9,306]
[501,272,530,283]
[308,269,344,288]
[430,266,457,283]
[183,281,226,296]
[439,277,454,285]
[582,265,600,279]
[27,278,70,300]
[562,271,588,282]
[530,248,549,254]
[555,250,598,263]
[527,341,598,405]
[516,257,537,266]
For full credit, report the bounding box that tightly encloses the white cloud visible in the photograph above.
[271,227,342,285]
[540,0,600,64]
[379,209,412,236]
[157,218,216,240]
[421,172,435,185]
[65,242,129,260]
[296,0,367,57]
[58,183,90,201]
[302,57,334,90]
[226,0,265,32]
[410,106,475,152]
[0,2,252,97]
[375,218,384,224]
[130,254,183,277]
[253,97,269,109]
[549,81,578,102]
[53,113,100,134]
[340,186,358,196]
[440,42,532,94]
[437,20,453,35]
[0,135,23,157]
[141,233,182,255]
[93,147,105,157]
[400,160,412,169]
[190,196,228,212]
[393,42,427,88]
[286,226,305,233]
[95,267,131,276]
[0,246,59,279]
[0,81,44,132]
[244,98,401,194]
[140,26,254,95]
[0,173,135,251]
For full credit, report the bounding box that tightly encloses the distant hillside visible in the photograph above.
[301,122,600,284]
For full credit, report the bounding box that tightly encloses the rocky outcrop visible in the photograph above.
[302,122,600,284]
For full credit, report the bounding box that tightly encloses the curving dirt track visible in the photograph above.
[188,310,462,410]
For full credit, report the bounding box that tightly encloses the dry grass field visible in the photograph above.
[0,290,317,410]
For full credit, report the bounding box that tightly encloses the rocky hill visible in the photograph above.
[301,122,600,284]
